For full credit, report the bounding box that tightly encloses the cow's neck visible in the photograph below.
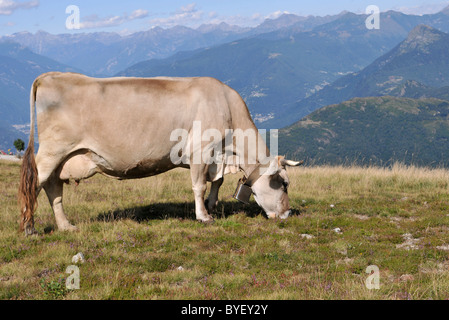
[236,130,271,183]
[241,163,262,187]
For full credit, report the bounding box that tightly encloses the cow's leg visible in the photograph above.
[190,165,214,223]
[20,150,67,235]
[206,177,224,213]
[35,148,69,187]
[43,176,77,232]
[35,149,77,232]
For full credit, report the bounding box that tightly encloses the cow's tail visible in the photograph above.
[18,78,39,235]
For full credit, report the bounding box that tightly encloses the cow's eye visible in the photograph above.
[282,181,289,189]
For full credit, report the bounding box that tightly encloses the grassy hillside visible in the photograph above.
[1,160,449,300]
[279,96,449,167]
[390,80,449,100]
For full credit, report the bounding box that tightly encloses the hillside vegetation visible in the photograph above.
[1,160,449,299]
[280,96,449,167]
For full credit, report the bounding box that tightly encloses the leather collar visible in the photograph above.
[242,164,262,187]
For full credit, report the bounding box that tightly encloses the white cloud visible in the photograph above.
[393,2,449,15]
[205,10,293,28]
[147,4,295,29]
[79,9,149,29]
[129,9,148,20]
[0,0,39,15]
[1,21,15,27]
[148,3,204,28]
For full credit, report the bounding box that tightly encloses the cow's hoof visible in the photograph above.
[24,226,39,236]
[266,212,276,219]
[59,224,79,232]
[22,219,38,236]
[198,217,215,225]
[204,199,217,213]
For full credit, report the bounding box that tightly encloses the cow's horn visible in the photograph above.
[281,159,304,167]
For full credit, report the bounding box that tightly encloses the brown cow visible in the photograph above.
[18,72,301,235]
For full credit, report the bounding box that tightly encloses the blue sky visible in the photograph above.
[1,0,449,36]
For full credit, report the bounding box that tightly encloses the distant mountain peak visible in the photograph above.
[196,22,247,33]
[267,13,301,21]
[440,5,449,15]
[255,13,304,32]
[399,25,444,54]
[408,24,438,36]
[393,80,430,97]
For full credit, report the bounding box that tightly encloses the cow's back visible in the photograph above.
[35,72,245,176]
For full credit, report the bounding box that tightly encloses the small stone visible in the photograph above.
[300,234,314,240]
[333,227,342,234]
[72,252,85,264]
[177,266,185,271]
[399,274,414,282]
[396,234,420,251]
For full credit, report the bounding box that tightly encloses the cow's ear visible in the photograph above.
[263,156,283,176]
[277,156,285,167]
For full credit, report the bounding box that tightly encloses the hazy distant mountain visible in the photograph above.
[270,24,449,128]
[0,119,26,153]
[279,96,449,167]
[390,80,449,101]
[1,22,257,76]
[0,41,78,150]
[250,13,342,34]
[3,8,449,151]
[121,10,449,128]
[0,41,79,122]
[0,11,380,77]
[1,25,246,76]
[117,29,402,127]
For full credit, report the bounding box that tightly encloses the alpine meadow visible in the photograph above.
[2,160,449,300]
[1,1,449,302]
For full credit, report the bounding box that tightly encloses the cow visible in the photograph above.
[18,72,302,235]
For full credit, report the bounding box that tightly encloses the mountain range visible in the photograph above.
[276,22,449,166]
[2,26,247,77]
[118,9,449,129]
[0,41,78,122]
[0,41,80,152]
[271,24,449,128]
[2,14,327,77]
[0,12,349,78]
[1,6,449,164]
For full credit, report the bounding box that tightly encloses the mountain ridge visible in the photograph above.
[0,12,339,76]
[2,9,449,151]
[267,24,449,129]
[0,41,80,149]
[279,96,449,167]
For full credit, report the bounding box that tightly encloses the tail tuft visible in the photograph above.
[18,77,39,235]
[18,144,38,234]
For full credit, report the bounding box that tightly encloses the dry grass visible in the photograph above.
[1,160,449,300]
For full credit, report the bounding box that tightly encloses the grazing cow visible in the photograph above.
[18,72,301,235]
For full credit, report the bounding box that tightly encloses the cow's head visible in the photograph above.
[251,156,302,219]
